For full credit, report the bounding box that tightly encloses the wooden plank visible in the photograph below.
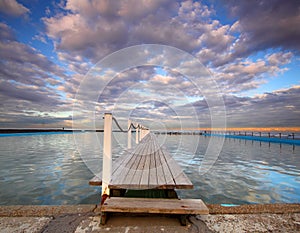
[139,141,151,188]
[110,135,151,189]
[153,135,189,186]
[109,151,137,187]
[123,139,150,189]
[148,138,158,188]
[134,138,151,188]
[152,137,176,188]
[121,150,143,186]
[162,149,193,189]
[89,175,102,186]
[131,133,152,188]
[89,151,134,186]
[101,197,209,215]
[152,137,167,187]
[111,136,150,186]
[135,148,147,187]
[91,133,193,190]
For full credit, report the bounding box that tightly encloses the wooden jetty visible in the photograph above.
[90,113,209,225]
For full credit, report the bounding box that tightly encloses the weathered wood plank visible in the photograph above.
[89,153,131,186]
[109,135,151,189]
[109,151,137,187]
[90,133,193,189]
[148,139,158,188]
[101,197,209,215]
[123,139,150,188]
[89,175,102,186]
[152,137,176,188]
[139,142,151,188]
[162,149,193,189]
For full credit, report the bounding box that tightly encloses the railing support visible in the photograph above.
[128,119,131,149]
[102,113,112,196]
[138,127,141,142]
[141,128,144,140]
[136,124,139,144]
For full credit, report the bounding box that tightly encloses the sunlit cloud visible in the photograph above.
[0,0,299,130]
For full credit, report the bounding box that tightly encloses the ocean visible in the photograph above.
[0,132,299,205]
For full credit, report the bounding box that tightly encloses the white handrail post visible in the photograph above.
[102,113,112,196]
[127,119,131,149]
[141,128,145,140]
[136,124,139,144]
[138,127,141,142]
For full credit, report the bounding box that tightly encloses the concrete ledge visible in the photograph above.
[207,203,300,214]
[0,205,97,217]
[0,204,299,232]
[1,203,299,217]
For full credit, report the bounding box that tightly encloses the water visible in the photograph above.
[0,132,299,205]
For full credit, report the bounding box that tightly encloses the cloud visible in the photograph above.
[223,0,300,57]
[0,23,72,128]
[233,85,300,127]
[215,51,293,93]
[186,85,300,128]
[0,0,30,17]
[43,0,233,63]
[1,1,298,129]
[0,23,15,41]
[0,23,67,86]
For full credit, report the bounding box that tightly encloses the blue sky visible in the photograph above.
[0,0,299,130]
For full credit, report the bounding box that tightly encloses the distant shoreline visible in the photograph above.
[0,129,104,134]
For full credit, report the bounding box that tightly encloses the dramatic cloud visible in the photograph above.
[0,0,30,17]
[228,85,300,127]
[0,23,71,128]
[187,85,300,128]
[0,0,299,129]
[215,51,293,93]
[43,0,232,63]
[224,0,300,57]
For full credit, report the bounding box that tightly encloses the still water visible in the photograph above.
[0,132,299,205]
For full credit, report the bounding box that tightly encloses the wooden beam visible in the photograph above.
[101,197,209,215]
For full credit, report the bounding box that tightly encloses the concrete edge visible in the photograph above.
[0,205,97,217]
[207,203,300,214]
[0,203,299,217]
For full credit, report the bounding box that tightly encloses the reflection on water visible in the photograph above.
[164,135,300,204]
[0,132,299,205]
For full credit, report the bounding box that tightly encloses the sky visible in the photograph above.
[0,0,299,131]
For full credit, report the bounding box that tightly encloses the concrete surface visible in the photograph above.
[0,204,299,233]
[0,216,51,233]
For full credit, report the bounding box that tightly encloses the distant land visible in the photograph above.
[174,127,300,133]
[0,129,104,134]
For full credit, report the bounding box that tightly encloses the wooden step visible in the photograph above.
[101,197,209,215]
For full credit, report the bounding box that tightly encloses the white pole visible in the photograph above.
[127,119,131,149]
[141,128,145,140]
[102,113,112,196]
[138,127,141,142]
[136,124,139,144]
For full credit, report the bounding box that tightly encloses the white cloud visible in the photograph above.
[215,52,294,93]
[1,0,299,128]
[0,0,30,17]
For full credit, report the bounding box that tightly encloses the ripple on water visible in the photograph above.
[0,133,299,205]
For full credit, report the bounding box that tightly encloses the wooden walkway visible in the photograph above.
[90,116,208,225]
[90,133,193,190]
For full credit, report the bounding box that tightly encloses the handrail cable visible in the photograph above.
[112,117,148,132]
